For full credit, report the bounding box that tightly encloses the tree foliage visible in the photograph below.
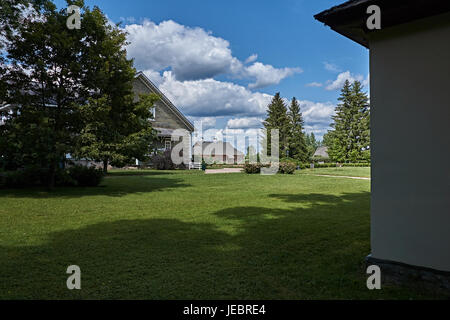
[1,0,157,185]
[287,97,308,162]
[73,6,157,172]
[262,92,289,158]
[325,80,370,162]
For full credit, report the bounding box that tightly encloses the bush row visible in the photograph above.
[244,162,296,174]
[312,162,370,168]
[0,165,104,189]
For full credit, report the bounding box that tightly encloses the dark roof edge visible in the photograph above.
[314,0,450,48]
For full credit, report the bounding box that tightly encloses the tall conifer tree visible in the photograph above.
[262,92,289,158]
[287,97,308,162]
[327,80,370,162]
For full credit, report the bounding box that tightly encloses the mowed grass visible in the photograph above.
[0,168,445,299]
[299,166,371,178]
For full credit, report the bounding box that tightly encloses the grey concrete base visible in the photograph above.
[366,254,450,291]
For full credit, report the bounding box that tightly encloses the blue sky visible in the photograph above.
[57,0,369,142]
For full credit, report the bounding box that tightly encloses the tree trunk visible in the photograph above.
[103,159,108,174]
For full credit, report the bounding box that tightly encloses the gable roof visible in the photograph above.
[134,71,194,132]
[193,141,244,156]
[314,0,450,48]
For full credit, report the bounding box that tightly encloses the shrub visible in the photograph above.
[68,165,104,187]
[151,150,181,170]
[244,163,261,174]
[55,169,77,187]
[279,162,296,174]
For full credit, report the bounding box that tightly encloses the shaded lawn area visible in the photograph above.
[0,170,445,299]
[299,166,371,178]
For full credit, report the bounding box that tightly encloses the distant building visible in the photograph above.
[133,72,194,153]
[313,146,329,160]
[193,141,244,164]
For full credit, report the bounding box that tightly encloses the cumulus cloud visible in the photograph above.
[125,19,300,87]
[190,116,217,130]
[226,117,263,129]
[325,71,368,90]
[299,100,335,124]
[125,19,241,81]
[154,71,272,117]
[244,62,302,89]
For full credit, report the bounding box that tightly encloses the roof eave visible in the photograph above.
[314,0,450,48]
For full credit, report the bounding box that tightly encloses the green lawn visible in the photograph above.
[0,168,445,299]
[299,166,371,178]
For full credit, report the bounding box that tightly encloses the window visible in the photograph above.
[165,140,172,150]
[149,107,156,121]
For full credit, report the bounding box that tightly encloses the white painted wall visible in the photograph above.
[369,13,450,271]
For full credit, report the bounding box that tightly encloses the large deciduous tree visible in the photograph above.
[2,0,88,186]
[1,0,157,185]
[73,7,157,173]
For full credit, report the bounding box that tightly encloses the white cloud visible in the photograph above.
[125,19,300,88]
[226,117,263,129]
[298,100,335,125]
[245,54,258,64]
[325,71,368,90]
[143,69,164,86]
[244,62,302,89]
[155,71,272,117]
[306,82,323,87]
[190,116,217,130]
[323,62,341,73]
[125,19,241,81]
[304,124,329,140]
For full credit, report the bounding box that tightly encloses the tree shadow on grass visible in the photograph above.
[0,175,190,199]
[107,170,177,177]
[0,191,445,299]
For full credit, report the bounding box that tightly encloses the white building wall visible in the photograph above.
[369,13,450,271]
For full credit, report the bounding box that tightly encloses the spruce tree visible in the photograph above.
[262,92,289,158]
[287,97,308,162]
[327,80,370,162]
[352,81,370,156]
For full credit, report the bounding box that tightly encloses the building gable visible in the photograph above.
[132,72,194,133]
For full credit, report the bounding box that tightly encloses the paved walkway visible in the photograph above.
[306,174,370,180]
[205,168,243,174]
